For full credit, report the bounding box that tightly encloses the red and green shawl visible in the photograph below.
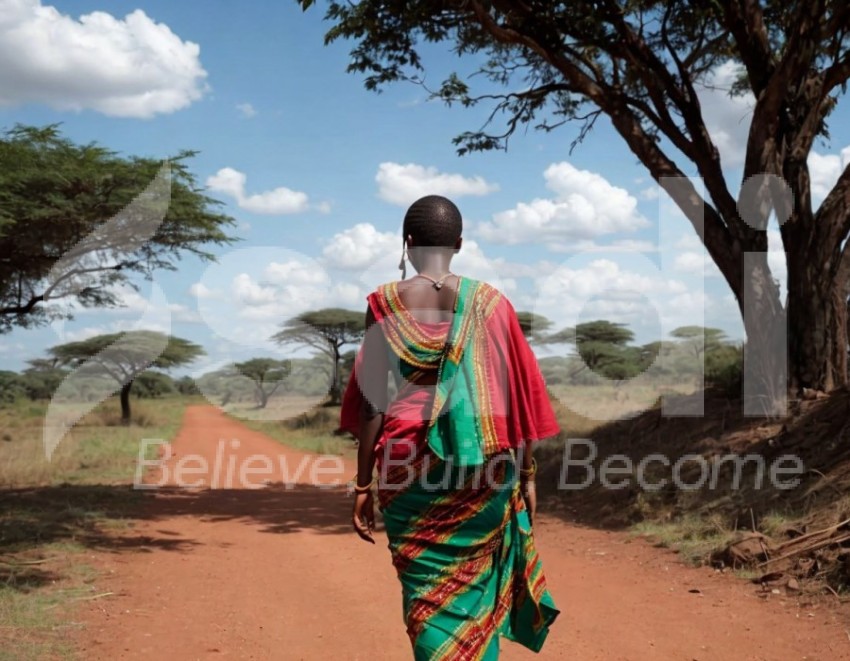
[341,276,560,466]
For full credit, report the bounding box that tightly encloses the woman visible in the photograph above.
[339,195,560,659]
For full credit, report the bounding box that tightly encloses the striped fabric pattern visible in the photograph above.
[379,453,559,661]
[373,277,506,466]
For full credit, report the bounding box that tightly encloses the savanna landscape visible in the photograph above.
[4,1,850,660]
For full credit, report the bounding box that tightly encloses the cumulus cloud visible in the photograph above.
[321,221,522,297]
[206,167,311,215]
[808,147,850,204]
[673,251,721,277]
[192,248,354,351]
[189,282,217,300]
[0,0,208,118]
[376,162,499,206]
[479,162,650,246]
[322,223,399,271]
[533,258,703,339]
[696,61,754,168]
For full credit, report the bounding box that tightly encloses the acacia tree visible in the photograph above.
[671,325,730,360]
[271,308,365,405]
[550,320,643,380]
[301,0,850,403]
[48,330,204,423]
[0,125,235,332]
[515,311,553,341]
[230,358,292,408]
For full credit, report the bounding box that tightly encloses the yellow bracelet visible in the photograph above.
[519,458,537,478]
[353,476,376,492]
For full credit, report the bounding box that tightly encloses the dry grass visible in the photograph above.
[0,397,189,487]
[631,514,739,566]
[0,395,192,659]
[548,381,696,427]
[538,385,850,590]
[230,401,358,458]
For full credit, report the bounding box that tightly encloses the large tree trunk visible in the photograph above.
[738,252,788,416]
[120,382,133,425]
[786,255,849,392]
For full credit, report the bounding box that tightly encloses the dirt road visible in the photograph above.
[73,406,849,660]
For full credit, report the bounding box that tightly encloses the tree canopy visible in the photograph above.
[272,308,366,404]
[48,330,204,422]
[302,0,850,403]
[230,358,292,408]
[544,319,643,381]
[515,311,553,341]
[0,125,236,332]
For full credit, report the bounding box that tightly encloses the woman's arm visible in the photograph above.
[520,440,537,521]
[352,304,388,543]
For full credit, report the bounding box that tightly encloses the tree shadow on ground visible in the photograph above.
[535,387,850,532]
[0,481,358,561]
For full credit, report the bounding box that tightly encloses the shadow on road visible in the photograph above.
[1,481,358,564]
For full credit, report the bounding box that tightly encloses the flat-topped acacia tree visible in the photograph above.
[272,308,365,405]
[48,330,205,424]
[0,125,235,333]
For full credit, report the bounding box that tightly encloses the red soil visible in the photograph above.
[72,405,850,660]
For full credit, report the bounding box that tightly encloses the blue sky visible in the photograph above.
[1,0,849,378]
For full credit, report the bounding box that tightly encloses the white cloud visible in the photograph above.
[640,186,660,201]
[767,228,788,293]
[231,273,278,306]
[697,61,754,168]
[194,248,357,351]
[206,167,310,215]
[236,102,256,118]
[322,223,399,271]
[264,260,330,287]
[321,221,523,297]
[808,147,850,204]
[697,62,850,208]
[0,0,207,118]
[376,162,499,206]
[533,258,701,339]
[167,304,202,324]
[673,251,720,277]
[189,282,217,299]
[549,239,659,254]
[479,162,650,246]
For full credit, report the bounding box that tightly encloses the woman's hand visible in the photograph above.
[521,480,537,522]
[352,491,376,544]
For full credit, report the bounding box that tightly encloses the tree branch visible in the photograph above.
[716,0,775,95]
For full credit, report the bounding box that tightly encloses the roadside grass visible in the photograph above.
[547,380,696,428]
[0,395,192,659]
[540,385,850,590]
[630,515,739,567]
[225,397,357,458]
[0,397,190,487]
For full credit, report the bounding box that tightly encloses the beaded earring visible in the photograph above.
[398,241,407,280]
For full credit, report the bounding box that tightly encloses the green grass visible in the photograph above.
[0,545,105,661]
[226,400,358,459]
[630,515,738,567]
[0,395,193,659]
[0,396,192,487]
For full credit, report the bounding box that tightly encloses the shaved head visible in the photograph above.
[402,195,463,247]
